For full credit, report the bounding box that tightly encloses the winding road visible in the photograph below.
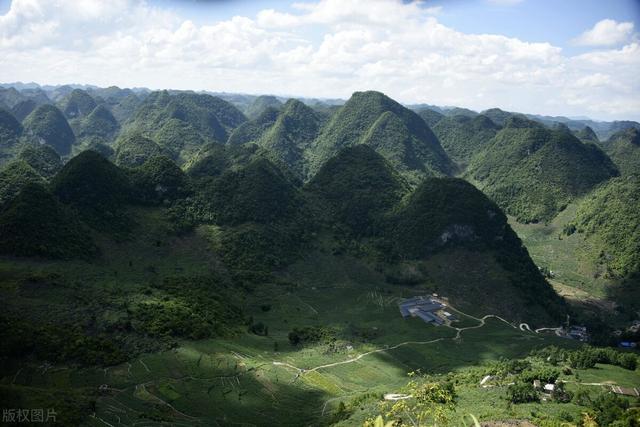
[271,309,537,377]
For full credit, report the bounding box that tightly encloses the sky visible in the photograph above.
[0,0,639,121]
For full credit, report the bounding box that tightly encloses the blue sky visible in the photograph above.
[0,0,639,120]
[145,0,640,52]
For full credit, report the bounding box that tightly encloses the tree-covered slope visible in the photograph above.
[132,155,190,203]
[22,104,76,155]
[0,160,45,206]
[126,91,246,143]
[389,177,566,322]
[569,176,640,279]
[152,118,206,164]
[598,128,640,176]
[309,91,454,183]
[433,114,499,166]
[202,157,301,225]
[481,108,525,126]
[0,108,22,161]
[50,151,133,231]
[114,132,165,167]
[227,107,279,146]
[414,107,444,128]
[0,183,97,259]
[575,126,599,144]
[77,104,120,144]
[244,95,282,119]
[256,99,321,179]
[468,118,619,223]
[11,99,38,121]
[60,89,97,119]
[16,144,62,178]
[305,145,409,237]
[0,108,22,138]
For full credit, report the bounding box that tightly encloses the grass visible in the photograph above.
[0,210,624,426]
[509,202,611,299]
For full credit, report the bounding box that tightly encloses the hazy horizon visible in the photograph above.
[1,0,639,121]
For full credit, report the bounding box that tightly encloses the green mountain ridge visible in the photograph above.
[22,104,75,155]
[598,128,640,176]
[468,117,619,223]
[433,114,500,166]
[256,99,321,179]
[309,91,454,184]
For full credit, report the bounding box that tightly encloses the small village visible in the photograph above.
[397,295,457,326]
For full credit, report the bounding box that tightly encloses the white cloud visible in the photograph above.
[0,0,638,120]
[573,19,635,47]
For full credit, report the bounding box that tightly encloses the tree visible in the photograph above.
[386,373,456,426]
[507,382,539,404]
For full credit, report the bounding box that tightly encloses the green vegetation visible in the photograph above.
[0,160,44,206]
[10,98,37,121]
[569,176,640,281]
[244,94,282,119]
[0,107,22,138]
[256,99,321,179]
[22,104,76,155]
[415,107,445,128]
[1,83,638,427]
[132,155,191,203]
[227,106,280,145]
[481,107,525,126]
[152,117,206,164]
[0,183,97,259]
[51,150,133,231]
[309,91,454,183]
[126,90,246,143]
[306,145,408,237]
[433,114,499,166]
[60,88,98,119]
[132,276,243,340]
[114,131,165,167]
[76,104,119,143]
[16,144,62,177]
[576,126,599,143]
[201,157,301,225]
[469,118,618,223]
[598,128,640,176]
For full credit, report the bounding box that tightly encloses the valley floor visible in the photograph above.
[5,277,602,426]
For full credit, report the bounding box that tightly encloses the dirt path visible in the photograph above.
[273,306,560,380]
[273,310,520,376]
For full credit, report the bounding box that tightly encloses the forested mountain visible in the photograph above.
[306,145,409,237]
[597,128,640,176]
[114,132,165,167]
[16,144,62,178]
[309,91,454,184]
[569,176,640,281]
[575,125,599,143]
[0,183,96,259]
[126,91,246,143]
[255,99,321,179]
[227,107,280,146]
[22,104,75,155]
[0,160,44,206]
[432,114,499,166]
[76,104,120,144]
[60,89,97,119]
[0,108,22,142]
[468,117,618,222]
[244,95,283,119]
[414,107,444,127]
[2,81,639,427]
